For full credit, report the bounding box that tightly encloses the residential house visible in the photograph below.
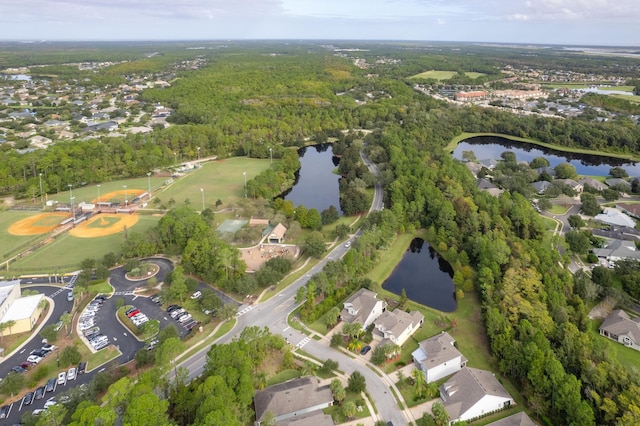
[268,223,287,244]
[605,178,632,192]
[553,178,582,193]
[594,208,636,228]
[253,377,334,425]
[439,367,514,424]
[277,410,334,426]
[486,412,537,426]
[578,177,606,192]
[535,167,556,178]
[477,178,504,197]
[478,159,498,170]
[593,239,640,265]
[465,162,483,177]
[372,309,424,347]
[531,181,552,194]
[599,310,640,351]
[28,135,53,149]
[341,288,387,329]
[616,203,640,220]
[412,331,467,383]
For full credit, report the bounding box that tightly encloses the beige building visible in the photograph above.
[0,280,45,335]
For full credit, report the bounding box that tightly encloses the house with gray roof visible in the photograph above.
[341,288,387,329]
[372,309,423,347]
[605,178,632,192]
[616,203,640,220]
[253,377,334,425]
[593,239,640,264]
[594,208,636,228]
[531,181,552,194]
[578,177,606,192]
[599,309,640,351]
[553,178,582,193]
[412,331,467,383]
[486,411,537,426]
[439,367,514,424]
[277,410,334,426]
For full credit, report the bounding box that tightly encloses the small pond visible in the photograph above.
[383,238,457,312]
[452,135,640,177]
[282,143,342,214]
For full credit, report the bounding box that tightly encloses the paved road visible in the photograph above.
[172,150,408,424]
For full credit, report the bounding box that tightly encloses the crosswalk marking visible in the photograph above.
[235,305,254,317]
[296,337,311,349]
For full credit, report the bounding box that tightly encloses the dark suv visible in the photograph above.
[77,361,87,374]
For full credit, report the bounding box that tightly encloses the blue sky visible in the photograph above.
[0,0,638,46]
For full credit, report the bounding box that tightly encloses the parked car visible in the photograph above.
[67,291,74,301]
[77,361,87,374]
[41,344,57,352]
[0,405,10,419]
[127,309,140,318]
[57,371,67,386]
[170,308,185,319]
[34,385,46,400]
[27,355,43,364]
[67,367,77,381]
[190,291,202,299]
[30,349,48,358]
[94,295,106,301]
[45,378,57,392]
[54,320,63,331]
[178,313,192,323]
[166,304,180,313]
[345,241,351,248]
[22,391,34,406]
[43,399,57,409]
[360,345,372,355]
[150,294,162,304]
[11,366,26,374]
[20,361,35,370]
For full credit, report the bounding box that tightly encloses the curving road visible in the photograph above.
[172,150,409,424]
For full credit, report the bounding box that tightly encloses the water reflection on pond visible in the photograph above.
[383,238,457,312]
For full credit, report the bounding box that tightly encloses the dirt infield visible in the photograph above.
[70,213,139,238]
[8,212,71,235]
[93,189,145,204]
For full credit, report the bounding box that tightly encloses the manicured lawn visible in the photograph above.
[323,390,371,423]
[0,210,44,260]
[588,319,640,367]
[265,369,302,386]
[157,157,270,209]
[42,176,167,205]
[409,70,485,80]
[8,215,160,273]
[549,204,570,215]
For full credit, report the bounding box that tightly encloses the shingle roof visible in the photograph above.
[277,410,334,426]
[374,309,423,341]
[413,331,465,367]
[440,367,512,420]
[600,309,640,345]
[593,239,640,261]
[254,377,333,422]
[486,412,537,426]
[341,288,380,325]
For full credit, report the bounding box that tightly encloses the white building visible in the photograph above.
[412,332,467,383]
[372,309,424,347]
[341,288,387,329]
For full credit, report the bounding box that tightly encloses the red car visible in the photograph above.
[127,309,140,318]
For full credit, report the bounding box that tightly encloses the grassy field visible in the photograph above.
[8,215,160,273]
[588,319,640,367]
[612,94,640,103]
[0,210,43,259]
[42,176,168,205]
[445,132,640,162]
[409,70,485,80]
[156,157,270,210]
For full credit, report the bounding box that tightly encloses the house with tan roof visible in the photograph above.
[373,309,423,347]
[253,377,333,425]
[412,331,467,383]
[439,367,514,424]
[599,309,640,351]
[341,288,387,329]
[486,411,537,426]
[268,223,288,244]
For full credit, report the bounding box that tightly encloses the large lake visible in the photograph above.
[452,135,640,177]
[283,144,342,214]
[383,238,457,312]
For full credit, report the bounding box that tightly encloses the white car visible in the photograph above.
[27,355,43,364]
[190,291,202,299]
[67,367,77,381]
[43,399,57,409]
[345,241,351,248]
[57,371,67,386]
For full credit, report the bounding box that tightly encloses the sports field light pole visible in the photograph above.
[68,184,73,216]
[70,197,76,220]
[123,185,128,206]
[97,184,101,205]
[38,173,43,206]
[243,171,247,198]
[269,147,272,167]
[197,146,200,161]
[200,188,205,211]
[173,152,177,165]
[147,172,151,195]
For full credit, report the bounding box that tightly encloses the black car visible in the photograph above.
[94,295,106,301]
[34,385,46,400]
[360,345,372,355]
[0,405,10,419]
[125,307,138,316]
[11,366,26,374]
[22,391,34,406]
[77,361,87,374]
[45,378,57,392]
[166,304,180,313]
[30,349,48,358]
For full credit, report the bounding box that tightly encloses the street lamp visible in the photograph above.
[70,196,75,220]
[97,184,101,205]
[200,188,205,211]
[173,152,177,164]
[269,147,272,166]
[38,173,43,206]
[123,185,128,206]
[243,171,247,199]
[68,184,73,215]
[197,147,200,161]
[146,172,151,195]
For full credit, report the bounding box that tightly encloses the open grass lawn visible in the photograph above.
[409,70,486,80]
[8,215,160,273]
[549,204,570,215]
[0,210,44,258]
[612,94,640,104]
[265,369,302,387]
[41,176,167,206]
[323,390,370,423]
[158,157,270,210]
